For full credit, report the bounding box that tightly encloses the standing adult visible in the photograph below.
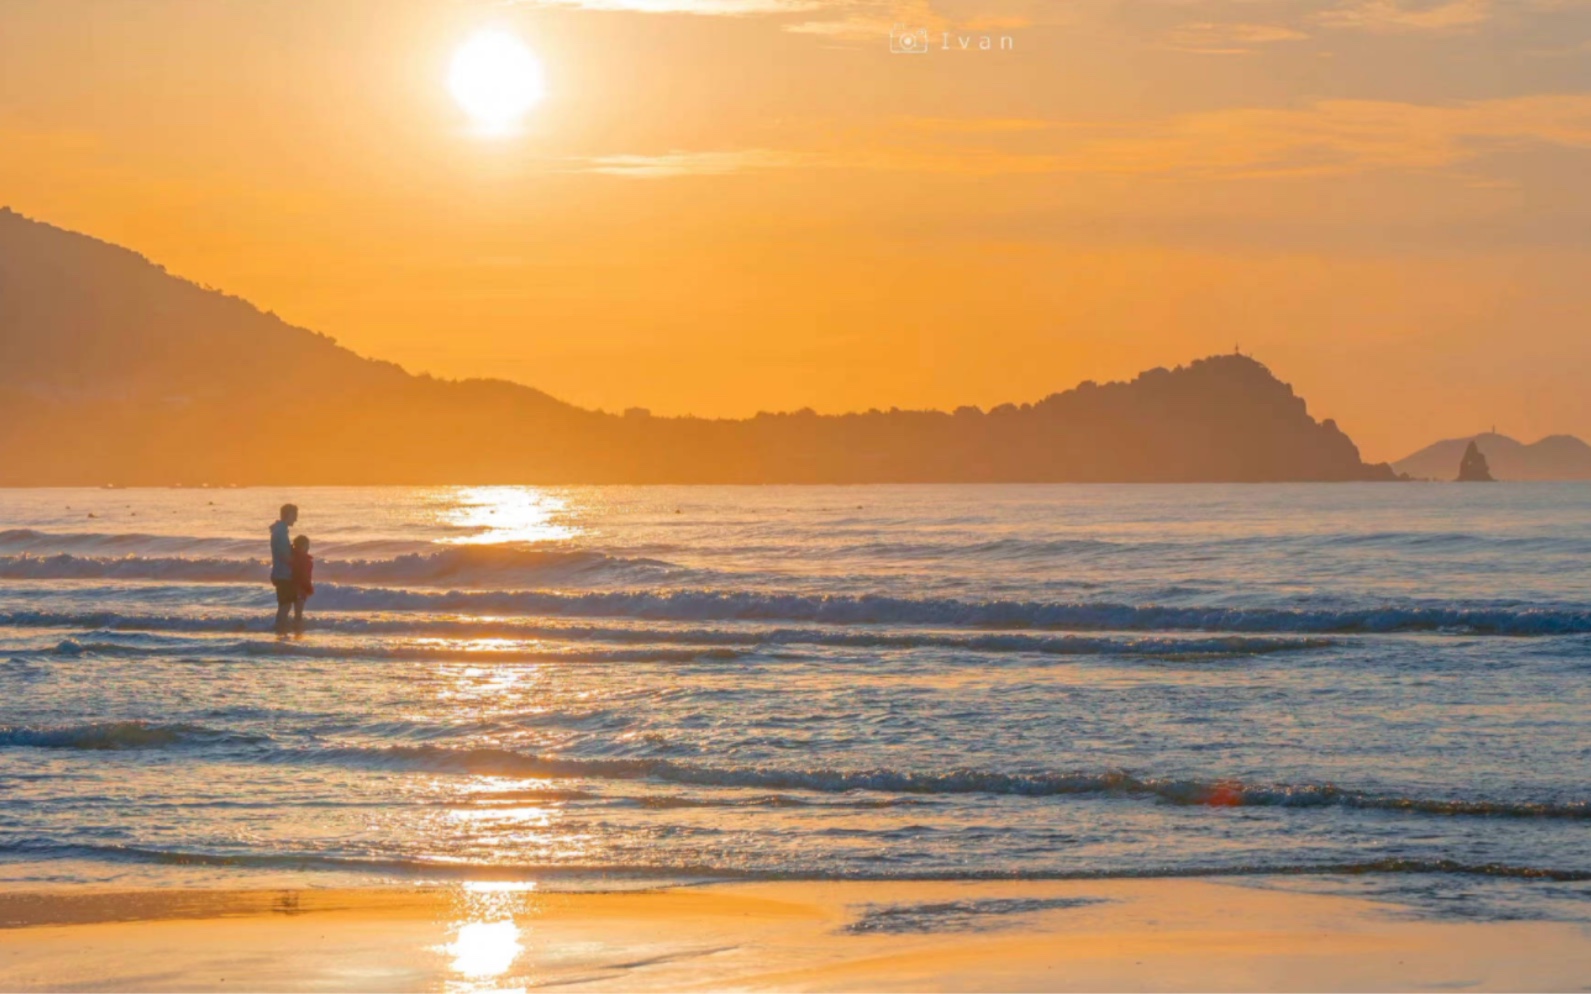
[270,503,299,632]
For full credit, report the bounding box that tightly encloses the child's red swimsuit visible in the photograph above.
[291,552,314,596]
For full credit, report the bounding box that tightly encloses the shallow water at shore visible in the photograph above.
[7,879,1591,992]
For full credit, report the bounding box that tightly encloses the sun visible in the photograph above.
[448,29,545,135]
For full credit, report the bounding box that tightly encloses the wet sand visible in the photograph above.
[2,878,1589,992]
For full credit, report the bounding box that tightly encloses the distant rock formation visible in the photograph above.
[1394,432,1591,481]
[0,208,1397,485]
[1456,441,1495,482]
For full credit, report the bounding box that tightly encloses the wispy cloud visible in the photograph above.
[501,0,823,14]
[502,0,1048,48]
[967,96,1591,179]
[576,148,804,176]
[1163,21,1309,53]
[782,0,945,42]
[1318,0,1492,33]
[782,13,898,40]
[894,117,1061,134]
[567,96,1591,180]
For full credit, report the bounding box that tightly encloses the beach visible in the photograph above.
[6,877,1591,992]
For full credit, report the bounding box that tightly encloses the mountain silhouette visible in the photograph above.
[1394,433,1591,481]
[0,208,1395,485]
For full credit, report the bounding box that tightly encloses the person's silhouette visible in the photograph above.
[270,503,299,632]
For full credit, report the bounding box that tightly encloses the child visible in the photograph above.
[290,534,315,628]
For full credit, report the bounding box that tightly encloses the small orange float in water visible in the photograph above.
[1206,781,1243,807]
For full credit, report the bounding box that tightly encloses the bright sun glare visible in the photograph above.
[449,29,545,134]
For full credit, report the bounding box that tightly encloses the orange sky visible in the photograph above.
[3,0,1591,461]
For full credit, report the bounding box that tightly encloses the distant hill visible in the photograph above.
[0,208,1395,485]
[1394,433,1591,481]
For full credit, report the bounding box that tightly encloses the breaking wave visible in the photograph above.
[303,588,1591,636]
[0,546,675,586]
[276,745,1591,820]
[6,587,1589,636]
[0,720,259,750]
[17,621,1334,661]
[47,638,747,665]
[8,725,1584,821]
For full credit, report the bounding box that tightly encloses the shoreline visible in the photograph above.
[4,877,1591,991]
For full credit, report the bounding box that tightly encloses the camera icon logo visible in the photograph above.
[889,24,930,54]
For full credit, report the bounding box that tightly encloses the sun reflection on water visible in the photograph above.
[448,805,554,826]
[440,487,579,545]
[441,881,538,991]
[448,919,523,979]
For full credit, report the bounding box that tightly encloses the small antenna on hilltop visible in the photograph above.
[1234,343,1241,356]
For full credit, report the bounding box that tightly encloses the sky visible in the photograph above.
[3,0,1591,461]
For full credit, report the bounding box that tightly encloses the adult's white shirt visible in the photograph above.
[270,520,293,581]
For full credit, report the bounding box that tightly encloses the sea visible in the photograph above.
[2,484,1589,920]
